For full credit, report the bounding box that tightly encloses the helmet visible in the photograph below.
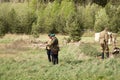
[50,34,55,37]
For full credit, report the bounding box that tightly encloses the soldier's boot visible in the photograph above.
[101,52,104,59]
[53,59,55,65]
[56,58,58,64]
[106,52,109,58]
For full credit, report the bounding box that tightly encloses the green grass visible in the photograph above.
[1,49,120,80]
[0,34,120,80]
[81,37,95,43]
[0,38,14,44]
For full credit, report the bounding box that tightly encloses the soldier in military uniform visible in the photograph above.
[99,28,109,59]
[50,34,60,64]
[46,34,52,62]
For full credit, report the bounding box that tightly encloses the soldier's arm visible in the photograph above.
[49,38,56,46]
[99,33,101,42]
[105,33,109,42]
[110,33,112,42]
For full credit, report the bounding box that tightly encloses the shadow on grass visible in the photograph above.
[66,60,83,65]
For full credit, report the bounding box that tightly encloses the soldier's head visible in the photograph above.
[48,33,52,39]
[104,27,109,31]
[50,34,55,39]
[50,33,55,38]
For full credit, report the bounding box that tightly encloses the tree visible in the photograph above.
[94,8,109,32]
[82,4,96,30]
[7,8,18,33]
[105,3,120,33]
[0,21,5,37]
[66,12,84,41]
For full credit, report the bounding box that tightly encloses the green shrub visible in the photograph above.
[94,8,109,32]
[105,3,119,33]
[80,43,100,57]
[40,1,61,33]
[0,21,5,37]
[0,3,11,34]
[82,4,95,30]
[67,16,83,41]
[0,3,36,34]
[31,23,39,38]
[65,5,83,41]
[7,8,19,33]
[0,1,120,36]
[15,6,36,34]
[65,37,71,43]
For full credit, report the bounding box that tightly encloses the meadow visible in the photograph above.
[0,34,120,80]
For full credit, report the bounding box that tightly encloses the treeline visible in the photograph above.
[0,0,120,7]
[0,0,120,41]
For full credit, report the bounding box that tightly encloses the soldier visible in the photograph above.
[99,28,109,59]
[50,34,60,65]
[46,34,52,62]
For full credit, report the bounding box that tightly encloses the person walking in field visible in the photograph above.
[46,34,52,62]
[50,34,60,65]
[99,27,109,59]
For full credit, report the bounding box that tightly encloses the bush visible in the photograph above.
[65,5,83,41]
[94,8,109,32]
[0,3,36,34]
[68,19,83,41]
[15,6,36,34]
[0,3,11,34]
[0,21,5,37]
[31,23,39,38]
[37,1,61,33]
[0,1,120,36]
[7,8,19,33]
[116,5,120,32]
[105,3,119,33]
[82,4,95,30]
[80,43,100,57]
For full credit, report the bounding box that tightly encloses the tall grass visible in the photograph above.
[1,50,120,80]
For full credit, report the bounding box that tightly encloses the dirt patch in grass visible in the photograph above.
[0,38,47,58]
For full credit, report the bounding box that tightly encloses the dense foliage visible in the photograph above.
[0,0,120,40]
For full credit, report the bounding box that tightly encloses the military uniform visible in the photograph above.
[50,34,59,64]
[99,28,109,59]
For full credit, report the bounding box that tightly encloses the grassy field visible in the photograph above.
[0,34,120,80]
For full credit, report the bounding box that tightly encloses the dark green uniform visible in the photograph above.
[50,35,59,64]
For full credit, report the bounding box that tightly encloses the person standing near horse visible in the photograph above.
[99,27,109,59]
[50,34,60,65]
